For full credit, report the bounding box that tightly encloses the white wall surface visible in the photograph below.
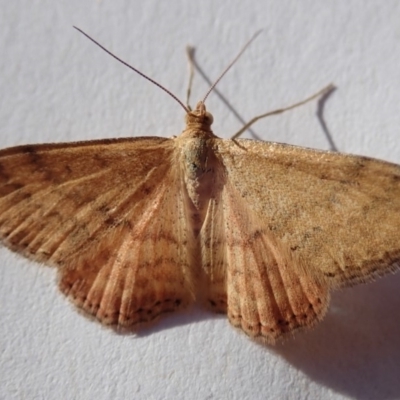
[1,1,400,399]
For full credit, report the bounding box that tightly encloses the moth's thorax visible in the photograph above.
[176,103,220,235]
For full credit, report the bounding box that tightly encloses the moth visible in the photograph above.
[0,28,399,344]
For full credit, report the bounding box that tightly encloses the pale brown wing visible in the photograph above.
[0,137,194,326]
[202,138,400,342]
[220,139,400,287]
[200,173,329,343]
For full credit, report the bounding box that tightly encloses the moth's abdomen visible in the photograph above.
[179,137,221,235]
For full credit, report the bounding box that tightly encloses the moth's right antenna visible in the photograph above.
[202,30,262,104]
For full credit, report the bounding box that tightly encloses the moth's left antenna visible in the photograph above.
[73,26,190,113]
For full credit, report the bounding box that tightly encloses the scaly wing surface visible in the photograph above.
[201,138,400,342]
[0,137,194,326]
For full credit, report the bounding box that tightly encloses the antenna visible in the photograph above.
[202,30,262,104]
[73,26,190,113]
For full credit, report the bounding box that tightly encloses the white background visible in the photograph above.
[1,1,400,399]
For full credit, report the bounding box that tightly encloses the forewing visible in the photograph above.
[0,137,194,326]
[219,139,400,288]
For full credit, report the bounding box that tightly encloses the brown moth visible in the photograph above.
[0,29,399,344]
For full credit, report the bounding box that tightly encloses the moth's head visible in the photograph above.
[185,101,214,129]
